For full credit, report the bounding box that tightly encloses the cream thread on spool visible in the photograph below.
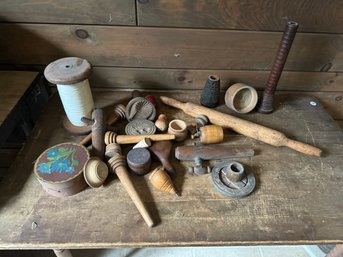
[44,57,94,127]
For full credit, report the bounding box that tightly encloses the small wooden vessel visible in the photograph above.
[34,142,89,197]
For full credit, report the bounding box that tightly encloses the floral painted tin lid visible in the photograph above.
[34,142,89,184]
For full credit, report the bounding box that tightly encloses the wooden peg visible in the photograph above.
[108,152,154,228]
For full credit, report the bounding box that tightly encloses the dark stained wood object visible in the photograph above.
[0,90,342,248]
[91,109,105,160]
[149,140,176,178]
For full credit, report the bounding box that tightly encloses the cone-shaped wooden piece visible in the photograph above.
[149,167,179,196]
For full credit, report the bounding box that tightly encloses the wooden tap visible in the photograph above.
[80,104,125,146]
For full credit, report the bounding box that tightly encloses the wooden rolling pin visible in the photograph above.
[105,131,175,145]
[160,96,322,157]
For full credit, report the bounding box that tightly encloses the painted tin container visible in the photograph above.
[34,142,90,197]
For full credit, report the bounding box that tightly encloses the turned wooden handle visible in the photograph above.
[115,166,154,228]
[160,96,322,157]
[115,134,175,144]
[92,109,105,160]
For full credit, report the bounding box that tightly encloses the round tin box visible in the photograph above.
[34,142,90,197]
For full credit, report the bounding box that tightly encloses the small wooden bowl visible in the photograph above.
[168,119,188,142]
[225,83,258,114]
[83,157,109,188]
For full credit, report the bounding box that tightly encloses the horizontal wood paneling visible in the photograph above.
[89,67,343,91]
[137,0,343,33]
[0,24,342,71]
[0,0,135,25]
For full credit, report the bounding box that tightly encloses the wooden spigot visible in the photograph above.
[107,144,154,228]
[160,96,322,157]
[80,104,125,146]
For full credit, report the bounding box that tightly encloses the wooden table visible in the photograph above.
[0,90,342,251]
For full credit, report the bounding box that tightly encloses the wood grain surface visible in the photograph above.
[137,0,343,33]
[0,0,135,25]
[0,24,342,72]
[0,90,342,248]
[88,67,343,92]
[0,71,38,125]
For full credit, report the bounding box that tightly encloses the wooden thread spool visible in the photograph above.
[225,83,258,114]
[199,125,224,144]
[107,153,154,228]
[149,167,179,196]
[44,57,94,130]
[155,114,168,132]
[104,131,175,145]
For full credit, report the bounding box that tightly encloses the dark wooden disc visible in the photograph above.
[62,116,92,135]
[44,57,92,84]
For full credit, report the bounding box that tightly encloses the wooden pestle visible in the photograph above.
[105,131,175,145]
[107,146,154,228]
[80,104,125,146]
[160,96,322,157]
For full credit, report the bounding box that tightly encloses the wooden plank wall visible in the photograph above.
[0,0,342,126]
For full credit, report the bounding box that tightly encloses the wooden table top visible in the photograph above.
[0,71,38,126]
[0,90,342,249]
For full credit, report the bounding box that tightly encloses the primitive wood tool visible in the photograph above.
[107,144,154,228]
[104,131,175,145]
[80,104,126,146]
[160,96,322,157]
[149,140,176,178]
[175,145,254,175]
[91,108,106,160]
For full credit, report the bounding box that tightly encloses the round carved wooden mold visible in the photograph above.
[34,142,90,197]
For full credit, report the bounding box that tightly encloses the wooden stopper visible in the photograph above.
[149,167,179,196]
[199,125,224,144]
[155,114,168,132]
[127,148,151,176]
